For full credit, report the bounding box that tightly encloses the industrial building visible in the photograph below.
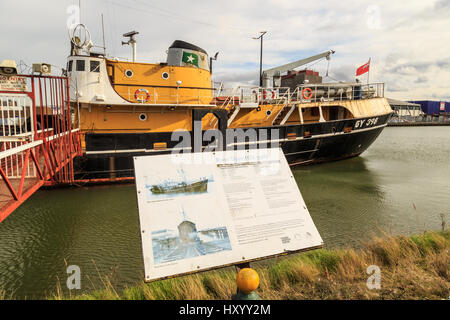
[388,99,450,125]
[408,100,450,115]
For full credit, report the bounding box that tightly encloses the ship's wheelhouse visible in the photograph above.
[68,39,214,107]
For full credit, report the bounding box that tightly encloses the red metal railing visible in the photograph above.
[0,75,82,222]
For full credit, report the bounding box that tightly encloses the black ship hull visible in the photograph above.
[74,113,392,180]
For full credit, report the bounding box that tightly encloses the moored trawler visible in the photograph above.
[67,25,393,180]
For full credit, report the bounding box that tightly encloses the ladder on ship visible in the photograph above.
[0,75,82,223]
[209,86,295,128]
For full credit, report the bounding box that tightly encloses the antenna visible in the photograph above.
[101,14,107,56]
[79,0,82,25]
[77,0,83,42]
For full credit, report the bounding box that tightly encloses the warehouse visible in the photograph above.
[409,100,450,115]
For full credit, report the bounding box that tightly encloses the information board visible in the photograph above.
[0,76,27,92]
[134,149,323,281]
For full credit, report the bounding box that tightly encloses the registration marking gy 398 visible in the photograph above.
[355,117,379,129]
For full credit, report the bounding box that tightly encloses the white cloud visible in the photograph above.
[0,0,449,100]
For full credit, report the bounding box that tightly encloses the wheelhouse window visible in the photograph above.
[68,60,73,72]
[90,61,100,73]
[76,60,85,71]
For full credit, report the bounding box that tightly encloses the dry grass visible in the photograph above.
[74,231,449,300]
[5,231,449,300]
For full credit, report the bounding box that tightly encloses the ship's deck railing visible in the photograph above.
[119,82,384,107]
[123,86,216,106]
[290,82,385,103]
[212,82,385,107]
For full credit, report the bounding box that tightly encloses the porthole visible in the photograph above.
[162,72,170,80]
[266,110,272,116]
[139,113,147,121]
[125,69,134,78]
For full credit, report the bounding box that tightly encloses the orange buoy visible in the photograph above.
[236,268,260,294]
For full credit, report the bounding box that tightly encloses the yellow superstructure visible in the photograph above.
[105,59,213,105]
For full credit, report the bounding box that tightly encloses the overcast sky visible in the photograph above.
[0,0,449,101]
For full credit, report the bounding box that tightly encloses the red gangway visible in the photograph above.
[0,75,82,223]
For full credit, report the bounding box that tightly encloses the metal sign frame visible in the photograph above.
[134,149,323,282]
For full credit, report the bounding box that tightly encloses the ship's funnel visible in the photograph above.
[167,40,209,70]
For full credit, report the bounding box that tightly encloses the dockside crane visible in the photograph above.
[262,50,335,88]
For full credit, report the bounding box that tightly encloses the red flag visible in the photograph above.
[356,59,370,76]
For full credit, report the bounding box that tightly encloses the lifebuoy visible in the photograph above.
[262,90,275,100]
[302,87,313,100]
[134,88,150,103]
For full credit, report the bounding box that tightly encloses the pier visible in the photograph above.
[0,75,82,222]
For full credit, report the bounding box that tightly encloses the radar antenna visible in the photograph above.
[122,31,139,62]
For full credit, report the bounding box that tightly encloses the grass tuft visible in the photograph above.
[302,249,342,272]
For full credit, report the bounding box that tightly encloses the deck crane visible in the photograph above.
[262,50,335,88]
